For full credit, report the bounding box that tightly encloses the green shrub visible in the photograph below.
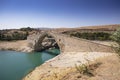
[0,32,28,41]
[20,27,33,31]
[75,64,93,77]
[111,28,120,56]
[69,32,111,41]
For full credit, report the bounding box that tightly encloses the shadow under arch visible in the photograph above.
[33,32,63,53]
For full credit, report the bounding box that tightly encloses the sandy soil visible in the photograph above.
[0,40,32,52]
[23,52,115,80]
[62,54,120,80]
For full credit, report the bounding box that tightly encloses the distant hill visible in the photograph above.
[59,24,120,41]
[77,24,120,30]
[55,24,120,33]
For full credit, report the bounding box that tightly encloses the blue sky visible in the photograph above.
[0,0,120,29]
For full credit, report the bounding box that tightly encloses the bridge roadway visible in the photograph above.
[27,31,114,53]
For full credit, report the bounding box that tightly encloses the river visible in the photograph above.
[0,49,60,80]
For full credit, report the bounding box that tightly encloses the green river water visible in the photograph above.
[0,49,60,80]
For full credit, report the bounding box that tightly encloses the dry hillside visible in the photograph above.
[53,24,120,33]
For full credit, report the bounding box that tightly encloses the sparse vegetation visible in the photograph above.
[75,64,94,77]
[0,27,37,41]
[0,31,28,41]
[20,27,34,31]
[0,29,30,41]
[68,32,111,41]
[75,61,101,77]
[111,28,120,56]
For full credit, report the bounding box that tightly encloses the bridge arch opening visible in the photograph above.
[27,32,64,53]
[34,33,60,54]
[41,35,59,51]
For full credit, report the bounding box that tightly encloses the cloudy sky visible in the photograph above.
[0,0,120,29]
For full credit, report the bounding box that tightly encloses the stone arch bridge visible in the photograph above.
[27,31,114,53]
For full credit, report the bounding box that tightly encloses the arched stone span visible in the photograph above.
[27,31,114,53]
[27,32,64,52]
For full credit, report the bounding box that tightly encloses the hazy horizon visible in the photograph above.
[0,0,120,29]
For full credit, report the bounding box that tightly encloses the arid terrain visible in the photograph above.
[53,24,120,33]
[0,24,120,80]
[61,54,120,80]
[0,40,32,52]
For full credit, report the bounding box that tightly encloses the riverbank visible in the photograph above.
[0,40,119,80]
[0,40,32,52]
[23,52,119,80]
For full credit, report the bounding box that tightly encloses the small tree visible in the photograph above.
[20,27,33,31]
[111,28,120,55]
